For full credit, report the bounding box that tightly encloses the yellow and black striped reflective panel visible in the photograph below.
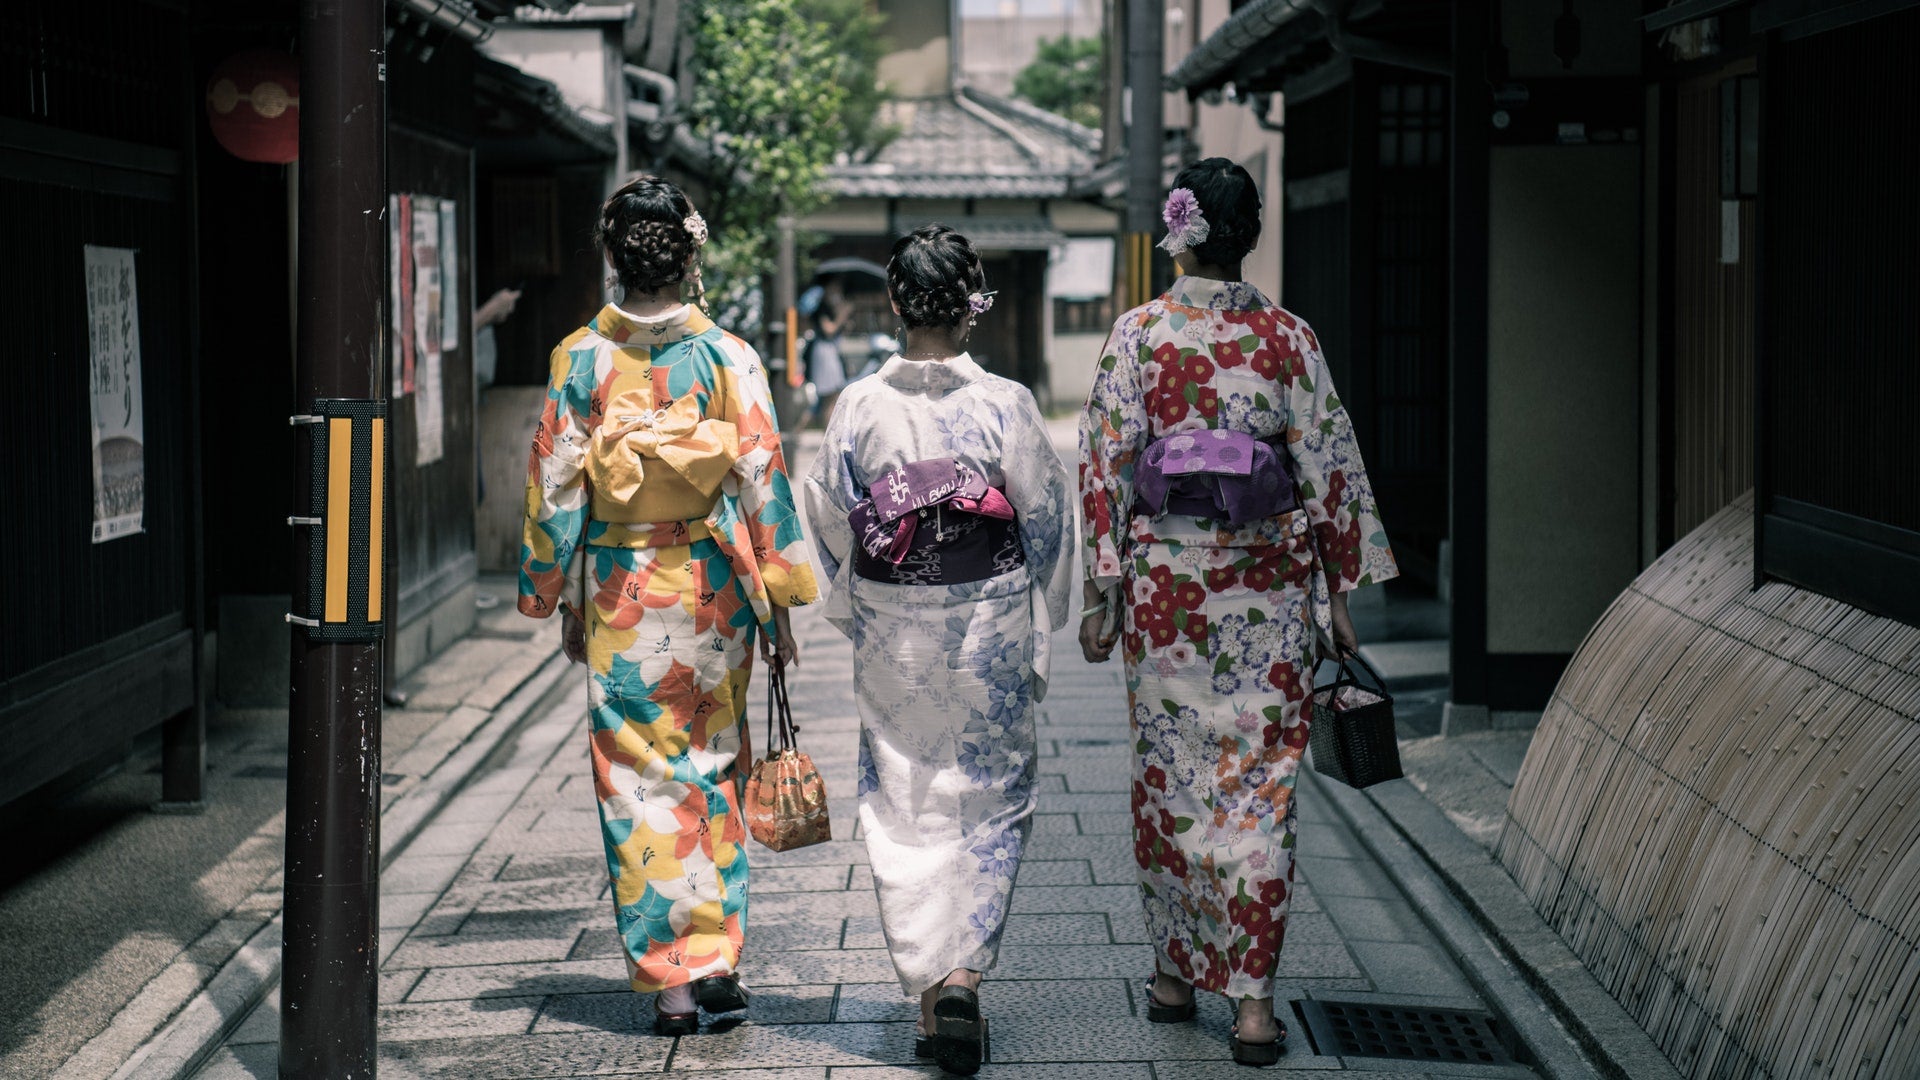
[1124,232,1156,309]
[301,400,388,642]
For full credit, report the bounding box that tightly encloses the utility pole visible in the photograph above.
[1124,0,1164,307]
[282,1,387,1076]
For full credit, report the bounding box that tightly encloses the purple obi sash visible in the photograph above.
[849,457,1023,585]
[1132,429,1297,527]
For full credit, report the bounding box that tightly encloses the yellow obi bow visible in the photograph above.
[588,392,740,524]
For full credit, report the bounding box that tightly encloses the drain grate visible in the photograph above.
[1296,1000,1514,1066]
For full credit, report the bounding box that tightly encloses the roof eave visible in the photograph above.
[1166,0,1321,93]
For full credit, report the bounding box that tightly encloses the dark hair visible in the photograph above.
[596,175,698,295]
[1169,157,1262,267]
[887,224,986,329]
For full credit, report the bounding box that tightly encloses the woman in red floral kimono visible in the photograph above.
[1076,159,1397,1064]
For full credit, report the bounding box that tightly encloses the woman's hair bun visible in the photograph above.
[887,224,986,330]
[1169,157,1262,267]
[597,175,699,296]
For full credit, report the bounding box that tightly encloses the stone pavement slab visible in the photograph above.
[2,574,566,1080]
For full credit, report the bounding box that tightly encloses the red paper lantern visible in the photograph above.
[206,50,300,164]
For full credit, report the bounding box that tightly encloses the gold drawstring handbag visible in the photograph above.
[742,655,831,851]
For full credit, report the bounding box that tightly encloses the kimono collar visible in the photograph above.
[877,352,988,393]
[1165,275,1273,313]
[592,302,717,346]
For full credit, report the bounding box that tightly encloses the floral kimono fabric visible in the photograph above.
[851,572,1040,994]
[1125,517,1318,998]
[586,523,758,989]
[803,353,1074,996]
[1078,276,1397,999]
[519,303,819,993]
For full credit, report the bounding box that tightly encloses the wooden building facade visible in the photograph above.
[1170,0,1920,715]
[1175,0,1920,1074]
[0,0,587,811]
[0,0,205,807]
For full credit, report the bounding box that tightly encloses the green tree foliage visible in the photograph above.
[689,0,890,327]
[1012,34,1104,130]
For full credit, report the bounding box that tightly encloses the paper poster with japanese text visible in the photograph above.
[390,193,406,395]
[411,196,445,464]
[85,245,145,543]
[396,193,416,395]
[439,199,460,350]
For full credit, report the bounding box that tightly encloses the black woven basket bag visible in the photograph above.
[1308,650,1403,788]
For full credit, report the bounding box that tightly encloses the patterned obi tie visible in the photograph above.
[849,456,1024,585]
[587,391,739,524]
[1133,429,1297,527]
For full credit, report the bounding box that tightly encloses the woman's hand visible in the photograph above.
[1329,590,1359,658]
[1079,614,1117,664]
[561,609,587,665]
[1078,581,1118,664]
[760,606,800,670]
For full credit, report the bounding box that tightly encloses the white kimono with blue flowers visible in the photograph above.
[803,353,1074,996]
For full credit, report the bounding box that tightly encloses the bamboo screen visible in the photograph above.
[1500,492,1920,1079]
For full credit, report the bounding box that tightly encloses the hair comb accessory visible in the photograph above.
[1157,187,1210,255]
[683,210,709,247]
[967,291,996,315]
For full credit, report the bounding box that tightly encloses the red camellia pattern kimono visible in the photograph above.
[1079,276,1396,999]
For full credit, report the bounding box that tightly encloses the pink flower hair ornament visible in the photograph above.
[683,210,708,247]
[1157,187,1210,256]
[968,290,996,315]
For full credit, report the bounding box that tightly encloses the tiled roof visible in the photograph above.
[828,87,1098,200]
[475,54,617,156]
[889,215,1066,250]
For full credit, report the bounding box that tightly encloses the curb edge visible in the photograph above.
[99,648,571,1080]
[1357,778,1684,1080]
[1304,767,1602,1080]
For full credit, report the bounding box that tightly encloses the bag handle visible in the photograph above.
[764,653,799,754]
[1324,647,1393,704]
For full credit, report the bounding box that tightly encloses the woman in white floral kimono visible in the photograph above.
[804,225,1073,1077]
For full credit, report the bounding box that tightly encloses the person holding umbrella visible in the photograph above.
[800,279,853,428]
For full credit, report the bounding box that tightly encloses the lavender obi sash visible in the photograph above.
[849,457,1023,585]
[1132,429,1297,527]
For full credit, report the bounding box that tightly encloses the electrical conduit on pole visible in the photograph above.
[282,0,386,1075]
[1125,0,1165,308]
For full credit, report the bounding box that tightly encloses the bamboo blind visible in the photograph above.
[1500,492,1920,1079]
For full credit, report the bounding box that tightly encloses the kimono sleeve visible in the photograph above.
[518,335,594,619]
[718,337,820,608]
[1078,314,1150,590]
[800,388,862,636]
[1284,324,1399,593]
[801,389,861,586]
[1002,387,1076,635]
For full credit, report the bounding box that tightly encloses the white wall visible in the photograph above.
[1486,145,1643,654]
[959,4,1104,97]
[1049,330,1109,413]
[484,28,612,113]
[878,0,954,97]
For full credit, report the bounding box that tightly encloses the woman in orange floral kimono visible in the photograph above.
[519,177,819,1034]
[1077,160,1396,1065]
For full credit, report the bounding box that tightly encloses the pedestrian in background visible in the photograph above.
[801,280,853,428]
[518,175,820,1035]
[1076,160,1397,1064]
[803,225,1074,1076]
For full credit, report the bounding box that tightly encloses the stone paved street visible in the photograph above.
[194,428,1544,1079]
